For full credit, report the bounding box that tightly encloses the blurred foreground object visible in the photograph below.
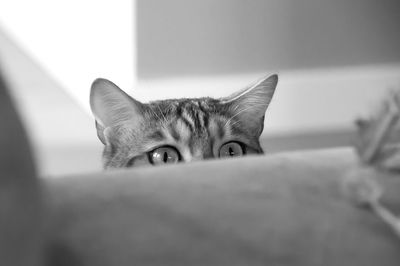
[44,148,400,266]
[345,90,400,240]
[0,70,43,266]
[355,90,400,169]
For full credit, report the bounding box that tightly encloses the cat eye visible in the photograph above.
[219,142,245,158]
[148,146,180,165]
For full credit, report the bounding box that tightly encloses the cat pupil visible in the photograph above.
[229,147,234,156]
[163,152,168,163]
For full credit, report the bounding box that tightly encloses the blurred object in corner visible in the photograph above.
[0,70,43,266]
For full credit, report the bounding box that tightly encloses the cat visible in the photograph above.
[90,74,278,169]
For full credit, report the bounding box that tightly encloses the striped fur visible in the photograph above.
[90,75,278,169]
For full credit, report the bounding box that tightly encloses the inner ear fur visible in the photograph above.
[223,74,278,135]
[90,78,144,144]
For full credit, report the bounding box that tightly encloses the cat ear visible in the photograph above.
[222,74,278,135]
[90,78,144,144]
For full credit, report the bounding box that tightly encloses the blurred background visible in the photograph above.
[0,0,399,176]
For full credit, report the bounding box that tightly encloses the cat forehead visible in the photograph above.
[145,97,226,118]
[148,97,218,109]
[140,98,231,141]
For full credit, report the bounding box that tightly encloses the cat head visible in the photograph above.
[90,74,278,169]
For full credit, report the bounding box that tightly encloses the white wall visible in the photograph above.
[0,0,135,113]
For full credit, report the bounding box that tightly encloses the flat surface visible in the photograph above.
[46,148,400,266]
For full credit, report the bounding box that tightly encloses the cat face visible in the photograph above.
[90,74,278,169]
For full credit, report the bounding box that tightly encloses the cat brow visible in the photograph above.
[146,130,165,141]
[179,110,196,132]
[168,124,181,142]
